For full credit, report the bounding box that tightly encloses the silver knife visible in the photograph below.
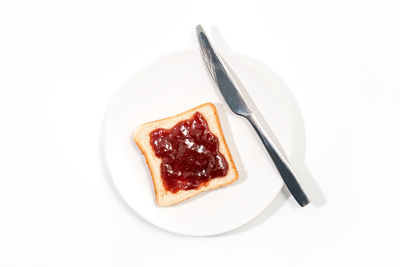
[196,25,310,207]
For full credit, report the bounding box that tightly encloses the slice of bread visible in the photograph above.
[134,103,239,207]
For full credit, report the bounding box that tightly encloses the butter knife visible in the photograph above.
[196,25,310,207]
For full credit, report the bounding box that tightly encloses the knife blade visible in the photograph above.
[196,25,310,207]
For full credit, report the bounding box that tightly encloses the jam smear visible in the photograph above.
[149,112,228,193]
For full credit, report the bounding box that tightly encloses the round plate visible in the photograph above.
[104,50,293,236]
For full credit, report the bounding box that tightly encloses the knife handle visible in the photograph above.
[246,114,310,207]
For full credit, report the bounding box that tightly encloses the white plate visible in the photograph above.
[104,50,294,236]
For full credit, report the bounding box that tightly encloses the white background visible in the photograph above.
[1,0,399,266]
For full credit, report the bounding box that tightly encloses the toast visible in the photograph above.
[134,103,239,206]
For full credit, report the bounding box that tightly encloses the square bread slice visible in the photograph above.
[134,103,239,207]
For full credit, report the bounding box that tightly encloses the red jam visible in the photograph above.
[149,112,228,193]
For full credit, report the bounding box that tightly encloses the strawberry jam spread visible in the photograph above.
[149,112,228,193]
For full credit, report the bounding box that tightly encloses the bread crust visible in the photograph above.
[134,103,239,206]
